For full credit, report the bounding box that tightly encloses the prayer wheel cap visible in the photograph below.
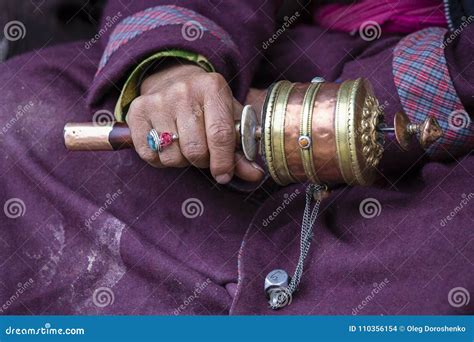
[394,111,443,151]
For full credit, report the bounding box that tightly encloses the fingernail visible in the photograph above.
[215,173,232,184]
[251,162,265,174]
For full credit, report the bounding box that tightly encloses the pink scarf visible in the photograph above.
[314,0,447,34]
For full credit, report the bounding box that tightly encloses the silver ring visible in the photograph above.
[147,129,179,152]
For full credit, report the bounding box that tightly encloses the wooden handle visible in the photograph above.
[64,122,133,151]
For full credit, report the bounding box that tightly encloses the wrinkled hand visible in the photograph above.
[126,63,264,184]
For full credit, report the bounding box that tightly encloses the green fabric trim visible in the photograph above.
[114,50,214,122]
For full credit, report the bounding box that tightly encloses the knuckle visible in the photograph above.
[137,147,158,165]
[129,96,148,115]
[159,152,184,167]
[126,112,144,128]
[206,72,225,85]
[207,73,228,92]
[182,142,208,162]
[207,123,234,147]
[205,79,231,110]
[130,95,163,116]
[210,157,233,175]
[170,80,192,97]
[191,103,204,121]
[158,153,173,166]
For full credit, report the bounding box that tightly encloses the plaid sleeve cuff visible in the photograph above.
[393,27,473,159]
[114,50,214,122]
[97,5,237,75]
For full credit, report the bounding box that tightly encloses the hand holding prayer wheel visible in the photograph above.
[64,74,443,188]
[124,63,265,184]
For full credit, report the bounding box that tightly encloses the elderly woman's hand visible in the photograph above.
[126,62,264,184]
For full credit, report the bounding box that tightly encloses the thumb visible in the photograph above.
[233,152,265,182]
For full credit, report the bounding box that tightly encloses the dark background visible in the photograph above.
[1,0,315,60]
[1,0,104,59]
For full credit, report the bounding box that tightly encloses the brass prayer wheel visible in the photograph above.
[259,78,384,187]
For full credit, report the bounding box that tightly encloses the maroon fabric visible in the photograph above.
[0,1,472,315]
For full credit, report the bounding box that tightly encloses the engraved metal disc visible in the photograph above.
[241,105,258,161]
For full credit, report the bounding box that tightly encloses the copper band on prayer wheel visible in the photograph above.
[261,78,384,186]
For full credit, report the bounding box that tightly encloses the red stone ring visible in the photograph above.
[147,129,179,152]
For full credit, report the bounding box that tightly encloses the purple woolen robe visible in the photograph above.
[0,0,472,315]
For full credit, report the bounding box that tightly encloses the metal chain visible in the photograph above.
[270,183,322,309]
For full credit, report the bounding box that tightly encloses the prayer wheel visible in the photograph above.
[257,78,384,186]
